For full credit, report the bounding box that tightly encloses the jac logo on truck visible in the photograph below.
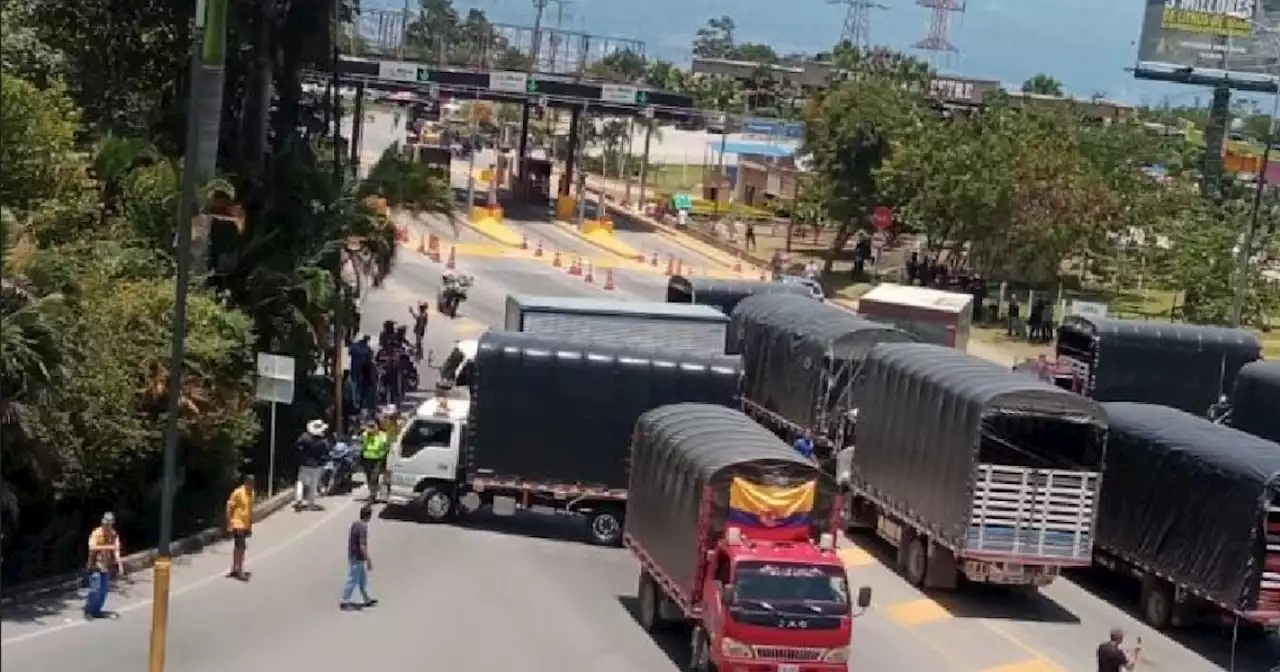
[780,619,810,629]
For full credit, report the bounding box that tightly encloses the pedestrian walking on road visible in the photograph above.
[1096,627,1140,672]
[226,474,255,581]
[84,512,123,619]
[340,504,378,610]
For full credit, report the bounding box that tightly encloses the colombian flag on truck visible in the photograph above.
[727,478,816,530]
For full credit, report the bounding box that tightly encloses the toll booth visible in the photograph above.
[522,158,553,205]
[415,145,452,174]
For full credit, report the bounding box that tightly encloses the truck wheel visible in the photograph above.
[414,486,455,523]
[904,536,928,587]
[1140,579,1174,629]
[586,509,624,547]
[688,626,712,672]
[637,571,663,632]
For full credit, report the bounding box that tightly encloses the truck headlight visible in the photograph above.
[720,637,754,658]
[823,647,850,663]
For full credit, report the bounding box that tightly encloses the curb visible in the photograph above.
[0,489,296,605]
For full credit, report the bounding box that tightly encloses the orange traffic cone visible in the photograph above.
[552,250,562,267]
[427,234,441,262]
[446,245,456,270]
[569,256,582,276]
[584,262,595,283]
[521,235,529,250]
[603,268,616,290]
[534,239,544,257]
[675,259,684,275]
[417,234,427,255]
[650,251,659,267]
[664,256,674,276]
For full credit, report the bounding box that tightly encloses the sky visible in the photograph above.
[369,0,1277,109]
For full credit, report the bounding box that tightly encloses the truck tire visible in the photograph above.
[637,570,665,632]
[414,485,455,523]
[904,536,928,587]
[688,626,712,672]
[1140,578,1174,629]
[586,509,624,547]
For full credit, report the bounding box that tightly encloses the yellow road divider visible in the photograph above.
[466,206,523,247]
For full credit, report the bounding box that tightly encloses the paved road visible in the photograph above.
[5,111,1275,672]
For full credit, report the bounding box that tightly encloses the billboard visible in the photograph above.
[1136,0,1280,75]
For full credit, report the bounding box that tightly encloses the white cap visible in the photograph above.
[306,419,328,436]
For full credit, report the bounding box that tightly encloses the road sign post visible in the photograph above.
[872,206,893,231]
[255,352,296,497]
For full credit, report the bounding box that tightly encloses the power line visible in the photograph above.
[913,0,964,64]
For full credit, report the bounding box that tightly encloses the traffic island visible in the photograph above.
[465,205,525,248]
[550,203,646,263]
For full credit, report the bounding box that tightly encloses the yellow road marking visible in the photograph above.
[980,621,1071,672]
[838,547,876,568]
[884,598,953,626]
[981,660,1063,672]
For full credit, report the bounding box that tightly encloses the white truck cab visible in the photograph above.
[386,395,469,519]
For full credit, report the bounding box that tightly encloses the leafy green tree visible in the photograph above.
[404,0,528,69]
[0,74,83,213]
[692,16,737,59]
[1021,74,1064,97]
[588,49,647,82]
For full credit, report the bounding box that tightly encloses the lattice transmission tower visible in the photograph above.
[829,0,887,50]
[912,0,964,64]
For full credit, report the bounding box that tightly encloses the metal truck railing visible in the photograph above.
[966,464,1100,562]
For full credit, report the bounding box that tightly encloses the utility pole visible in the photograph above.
[331,0,346,436]
[148,0,228,667]
[516,0,551,198]
[1231,91,1278,327]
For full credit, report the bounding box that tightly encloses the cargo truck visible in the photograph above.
[1055,316,1261,415]
[625,403,872,672]
[504,294,729,355]
[385,331,742,545]
[730,293,916,458]
[1228,361,1280,444]
[845,343,1108,588]
[855,283,974,349]
[1094,402,1280,630]
[665,275,816,318]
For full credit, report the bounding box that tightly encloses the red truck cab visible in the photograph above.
[697,527,871,671]
[625,404,873,672]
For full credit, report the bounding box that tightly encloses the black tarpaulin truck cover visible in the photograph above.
[469,331,743,490]
[1056,316,1262,414]
[852,343,1107,549]
[730,294,916,428]
[626,403,837,600]
[666,276,815,317]
[1232,361,1280,445]
[1097,402,1280,611]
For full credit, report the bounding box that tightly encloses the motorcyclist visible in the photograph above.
[378,320,397,351]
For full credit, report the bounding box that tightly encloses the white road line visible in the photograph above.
[0,498,355,648]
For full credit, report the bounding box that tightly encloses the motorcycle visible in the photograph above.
[438,273,474,318]
[318,439,359,496]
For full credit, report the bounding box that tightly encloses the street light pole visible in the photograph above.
[147,0,227,669]
[1230,23,1280,327]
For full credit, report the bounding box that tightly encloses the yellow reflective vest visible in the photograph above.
[361,430,389,459]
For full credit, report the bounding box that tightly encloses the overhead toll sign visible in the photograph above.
[489,71,529,93]
[600,84,639,105]
[378,60,420,83]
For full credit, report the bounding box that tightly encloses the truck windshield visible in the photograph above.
[734,562,849,606]
[400,420,454,459]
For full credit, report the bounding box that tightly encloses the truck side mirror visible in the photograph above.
[856,585,872,609]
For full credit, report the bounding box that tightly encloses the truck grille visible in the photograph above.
[753,646,824,662]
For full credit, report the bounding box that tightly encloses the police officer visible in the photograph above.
[360,419,390,502]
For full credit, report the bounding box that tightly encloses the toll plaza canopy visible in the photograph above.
[331,56,698,120]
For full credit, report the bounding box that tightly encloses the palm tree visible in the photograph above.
[0,210,67,526]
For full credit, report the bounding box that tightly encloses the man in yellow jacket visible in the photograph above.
[360,420,390,502]
[226,474,254,581]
